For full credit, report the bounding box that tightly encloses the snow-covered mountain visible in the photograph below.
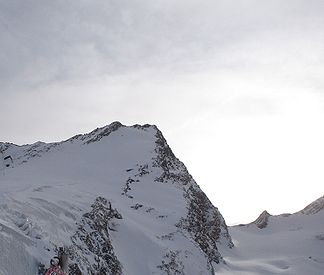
[0,122,232,275]
[1,122,323,275]
[217,196,324,275]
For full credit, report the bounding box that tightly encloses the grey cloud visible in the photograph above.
[1,0,324,144]
[1,0,323,91]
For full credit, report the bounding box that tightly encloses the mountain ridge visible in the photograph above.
[245,194,324,230]
[1,122,323,274]
[219,195,324,274]
[0,122,232,274]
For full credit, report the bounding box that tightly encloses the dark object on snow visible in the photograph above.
[45,255,67,275]
[4,155,13,167]
[44,248,69,275]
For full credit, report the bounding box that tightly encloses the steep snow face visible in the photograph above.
[0,122,232,275]
[216,196,324,275]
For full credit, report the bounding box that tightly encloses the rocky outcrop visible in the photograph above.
[69,197,122,275]
[121,164,150,199]
[153,128,192,184]
[157,250,185,275]
[177,185,233,270]
[152,127,233,271]
[247,195,324,229]
[298,195,324,215]
[252,210,271,229]
[83,121,123,144]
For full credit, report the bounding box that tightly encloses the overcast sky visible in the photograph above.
[1,0,324,224]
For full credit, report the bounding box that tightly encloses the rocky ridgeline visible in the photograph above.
[153,128,192,184]
[0,122,124,166]
[1,122,234,274]
[66,123,233,273]
[246,195,324,230]
[177,184,233,272]
[82,121,123,144]
[152,127,233,268]
[251,210,271,229]
[298,195,324,215]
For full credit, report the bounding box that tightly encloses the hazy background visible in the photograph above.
[1,0,324,224]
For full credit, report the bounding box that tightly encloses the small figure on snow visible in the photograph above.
[45,256,66,275]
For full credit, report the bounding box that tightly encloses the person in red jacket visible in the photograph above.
[45,256,67,275]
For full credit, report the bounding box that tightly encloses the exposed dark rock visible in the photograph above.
[131,203,143,210]
[131,124,153,130]
[152,128,233,272]
[0,142,12,151]
[135,164,150,177]
[153,129,191,184]
[157,250,185,275]
[122,177,135,197]
[122,164,150,198]
[68,197,122,275]
[159,232,176,241]
[177,185,233,270]
[253,210,271,229]
[298,195,324,215]
[68,263,82,275]
[84,121,123,144]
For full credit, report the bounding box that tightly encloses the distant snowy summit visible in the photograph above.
[221,195,324,275]
[246,195,324,230]
[250,210,271,229]
[0,122,232,275]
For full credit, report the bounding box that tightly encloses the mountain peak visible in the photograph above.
[67,122,159,145]
[0,122,232,274]
[251,210,271,229]
[1,122,161,167]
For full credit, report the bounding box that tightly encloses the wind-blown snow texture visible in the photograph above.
[0,122,232,275]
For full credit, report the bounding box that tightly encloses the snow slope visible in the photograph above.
[1,122,323,274]
[216,197,324,275]
[0,122,232,275]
